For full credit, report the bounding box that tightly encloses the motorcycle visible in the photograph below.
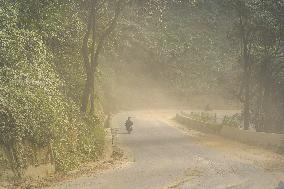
[126,124,133,134]
[125,117,133,134]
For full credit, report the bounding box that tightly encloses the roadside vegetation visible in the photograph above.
[0,0,107,179]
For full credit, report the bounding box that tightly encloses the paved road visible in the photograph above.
[50,112,284,189]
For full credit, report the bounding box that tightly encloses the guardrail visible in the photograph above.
[176,113,222,134]
[176,113,284,148]
[220,125,284,148]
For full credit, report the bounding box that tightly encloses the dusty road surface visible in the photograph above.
[49,111,284,189]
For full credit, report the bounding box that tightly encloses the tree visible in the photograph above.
[225,0,284,132]
[250,0,284,132]
[0,0,106,176]
[80,0,130,114]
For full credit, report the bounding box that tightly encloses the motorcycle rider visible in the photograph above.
[125,117,133,133]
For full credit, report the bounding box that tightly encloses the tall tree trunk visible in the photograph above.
[255,87,264,132]
[243,56,251,130]
[239,4,251,130]
[90,75,96,114]
[243,79,250,130]
[81,73,92,113]
[80,0,125,114]
[262,68,273,132]
[255,56,269,132]
[81,2,95,113]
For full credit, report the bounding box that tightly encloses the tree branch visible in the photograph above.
[81,5,95,74]
[91,0,126,71]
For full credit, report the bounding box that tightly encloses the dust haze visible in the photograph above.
[101,57,240,112]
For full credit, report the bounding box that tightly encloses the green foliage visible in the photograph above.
[222,113,243,128]
[0,0,105,177]
[224,0,284,132]
[182,112,217,124]
[105,0,238,102]
[177,113,222,134]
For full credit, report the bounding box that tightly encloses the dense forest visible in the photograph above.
[0,0,284,181]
